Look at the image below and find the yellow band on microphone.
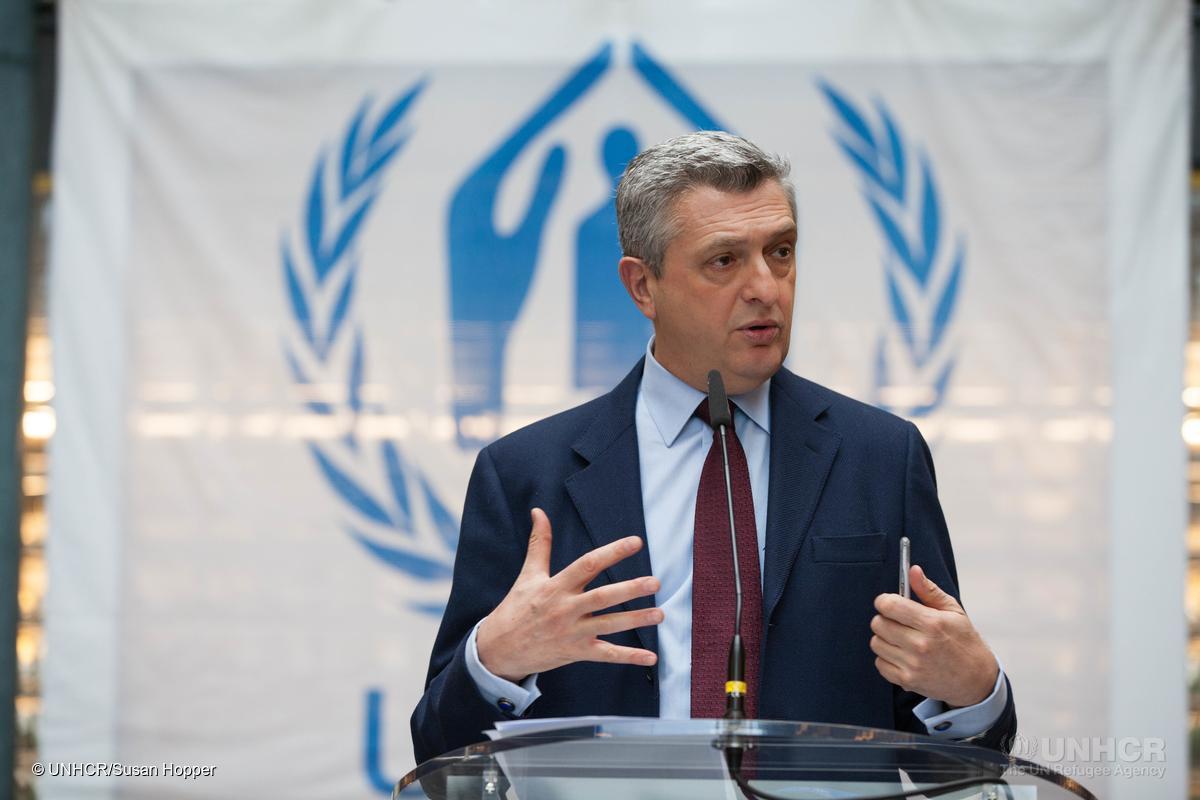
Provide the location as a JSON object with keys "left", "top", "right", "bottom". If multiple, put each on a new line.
{"left": 725, "top": 681, "right": 747, "bottom": 696}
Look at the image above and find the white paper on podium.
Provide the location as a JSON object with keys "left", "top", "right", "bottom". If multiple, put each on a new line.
{"left": 487, "top": 715, "right": 717, "bottom": 739}
{"left": 483, "top": 717, "right": 739, "bottom": 800}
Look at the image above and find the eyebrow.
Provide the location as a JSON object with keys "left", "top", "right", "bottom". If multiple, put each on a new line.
{"left": 702, "top": 226, "right": 798, "bottom": 251}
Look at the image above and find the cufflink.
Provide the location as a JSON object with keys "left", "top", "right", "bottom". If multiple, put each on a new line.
{"left": 497, "top": 697, "right": 516, "bottom": 714}
{"left": 934, "top": 721, "right": 953, "bottom": 732}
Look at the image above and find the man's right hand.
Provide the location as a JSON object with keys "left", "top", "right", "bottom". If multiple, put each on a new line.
{"left": 476, "top": 507, "right": 663, "bottom": 683}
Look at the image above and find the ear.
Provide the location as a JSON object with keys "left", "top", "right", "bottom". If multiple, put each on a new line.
{"left": 618, "top": 256, "right": 657, "bottom": 321}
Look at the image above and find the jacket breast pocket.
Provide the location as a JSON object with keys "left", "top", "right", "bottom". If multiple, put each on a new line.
{"left": 811, "top": 532, "right": 887, "bottom": 564}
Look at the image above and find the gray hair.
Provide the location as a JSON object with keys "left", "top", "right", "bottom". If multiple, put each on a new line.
{"left": 615, "top": 131, "right": 795, "bottom": 277}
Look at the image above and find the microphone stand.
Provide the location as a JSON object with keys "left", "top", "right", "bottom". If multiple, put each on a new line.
{"left": 704, "top": 371, "right": 750, "bottom": 774}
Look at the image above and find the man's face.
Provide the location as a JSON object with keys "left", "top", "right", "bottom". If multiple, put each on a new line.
{"left": 643, "top": 180, "right": 797, "bottom": 395}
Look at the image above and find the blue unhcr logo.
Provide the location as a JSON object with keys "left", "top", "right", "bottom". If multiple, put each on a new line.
{"left": 281, "top": 56, "right": 965, "bottom": 798}
{"left": 447, "top": 42, "right": 728, "bottom": 448}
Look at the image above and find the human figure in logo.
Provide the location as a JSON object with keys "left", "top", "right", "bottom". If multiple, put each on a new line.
{"left": 447, "top": 46, "right": 611, "bottom": 448}
{"left": 574, "top": 126, "right": 652, "bottom": 392}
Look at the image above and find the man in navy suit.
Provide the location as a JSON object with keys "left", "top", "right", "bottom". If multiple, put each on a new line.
{"left": 412, "top": 132, "right": 1016, "bottom": 764}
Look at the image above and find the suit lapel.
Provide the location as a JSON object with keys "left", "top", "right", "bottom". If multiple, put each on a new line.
{"left": 762, "top": 370, "right": 842, "bottom": 622}
{"left": 564, "top": 360, "right": 658, "bottom": 655}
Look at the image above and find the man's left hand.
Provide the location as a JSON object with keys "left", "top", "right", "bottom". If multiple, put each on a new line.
{"left": 870, "top": 565, "right": 999, "bottom": 708}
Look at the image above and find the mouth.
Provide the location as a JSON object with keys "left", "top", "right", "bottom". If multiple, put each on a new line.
{"left": 738, "top": 320, "right": 780, "bottom": 332}
{"left": 737, "top": 322, "right": 781, "bottom": 344}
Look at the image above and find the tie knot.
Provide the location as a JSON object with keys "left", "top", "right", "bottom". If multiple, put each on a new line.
{"left": 695, "top": 398, "right": 736, "bottom": 431}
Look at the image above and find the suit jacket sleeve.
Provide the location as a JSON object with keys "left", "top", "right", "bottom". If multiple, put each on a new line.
{"left": 410, "top": 445, "right": 528, "bottom": 764}
{"left": 892, "top": 421, "right": 1018, "bottom": 753}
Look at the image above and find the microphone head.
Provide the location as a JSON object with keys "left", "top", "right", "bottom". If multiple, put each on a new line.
{"left": 706, "top": 370, "right": 732, "bottom": 429}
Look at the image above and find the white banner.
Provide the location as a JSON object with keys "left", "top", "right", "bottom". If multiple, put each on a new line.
{"left": 45, "top": 1, "right": 1186, "bottom": 798}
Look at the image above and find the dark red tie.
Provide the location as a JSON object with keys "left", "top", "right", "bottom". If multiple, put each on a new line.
{"left": 691, "top": 400, "right": 763, "bottom": 719}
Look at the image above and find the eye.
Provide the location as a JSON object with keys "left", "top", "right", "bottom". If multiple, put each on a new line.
{"left": 772, "top": 244, "right": 794, "bottom": 259}
{"left": 710, "top": 254, "right": 735, "bottom": 269}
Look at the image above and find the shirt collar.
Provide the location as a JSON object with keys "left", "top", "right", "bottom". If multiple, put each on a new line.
{"left": 640, "top": 337, "right": 772, "bottom": 447}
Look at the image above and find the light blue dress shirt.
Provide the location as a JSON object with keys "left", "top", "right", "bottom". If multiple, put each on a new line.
{"left": 465, "top": 340, "right": 1007, "bottom": 739}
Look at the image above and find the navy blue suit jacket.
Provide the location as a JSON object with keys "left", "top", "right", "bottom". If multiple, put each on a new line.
{"left": 411, "top": 361, "right": 1016, "bottom": 763}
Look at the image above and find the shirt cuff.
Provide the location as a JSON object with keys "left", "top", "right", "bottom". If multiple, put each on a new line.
{"left": 913, "top": 664, "right": 1007, "bottom": 741}
{"left": 465, "top": 620, "right": 542, "bottom": 717}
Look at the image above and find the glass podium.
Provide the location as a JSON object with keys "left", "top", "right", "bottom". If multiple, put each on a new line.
{"left": 396, "top": 719, "right": 1096, "bottom": 800}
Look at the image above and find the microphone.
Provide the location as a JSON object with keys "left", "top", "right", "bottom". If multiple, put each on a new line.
{"left": 705, "top": 369, "right": 748, "bottom": 721}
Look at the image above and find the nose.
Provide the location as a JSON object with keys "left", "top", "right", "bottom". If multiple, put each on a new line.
{"left": 741, "top": 252, "right": 780, "bottom": 307}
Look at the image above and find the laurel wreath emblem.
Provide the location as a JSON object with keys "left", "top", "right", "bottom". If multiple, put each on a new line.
{"left": 280, "top": 81, "right": 458, "bottom": 615}
{"left": 819, "top": 81, "right": 964, "bottom": 416}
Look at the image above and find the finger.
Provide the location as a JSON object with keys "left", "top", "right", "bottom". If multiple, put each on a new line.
{"left": 520, "top": 508, "right": 553, "bottom": 578}
{"left": 874, "top": 592, "right": 937, "bottom": 631}
{"left": 910, "top": 565, "right": 963, "bottom": 613}
{"left": 585, "top": 607, "right": 665, "bottom": 637}
{"left": 583, "top": 639, "right": 658, "bottom": 667}
{"left": 578, "top": 575, "right": 661, "bottom": 613}
{"left": 869, "top": 634, "right": 912, "bottom": 669}
{"left": 556, "top": 536, "right": 645, "bottom": 589}
{"left": 874, "top": 655, "right": 908, "bottom": 689}
{"left": 870, "top": 613, "right": 922, "bottom": 650}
